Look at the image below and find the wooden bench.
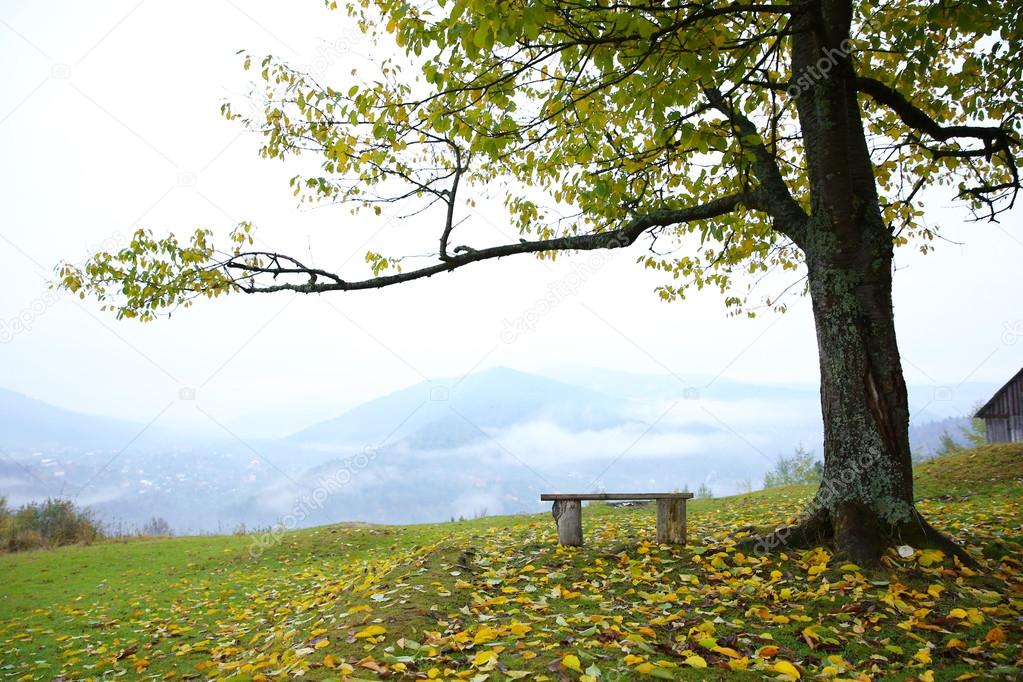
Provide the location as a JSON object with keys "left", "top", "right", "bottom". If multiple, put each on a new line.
{"left": 540, "top": 492, "right": 693, "bottom": 546}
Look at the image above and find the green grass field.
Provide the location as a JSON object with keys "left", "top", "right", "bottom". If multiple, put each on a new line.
{"left": 2, "top": 444, "right": 1021, "bottom": 681}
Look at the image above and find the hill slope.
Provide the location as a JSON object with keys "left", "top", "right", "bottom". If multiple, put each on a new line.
{"left": 2, "top": 444, "right": 1021, "bottom": 680}
{"left": 0, "top": 387, "right": 155, "bottom": 451}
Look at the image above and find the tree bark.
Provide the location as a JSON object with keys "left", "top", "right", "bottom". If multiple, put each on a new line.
{"left": 805, "top": 245, "right": 914, "bottom": 565}
{"left": 740, "top": 0, "right": 975, "bottom": 566}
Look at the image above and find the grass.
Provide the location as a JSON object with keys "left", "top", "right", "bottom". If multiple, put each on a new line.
{"left": 1, "top": 444, "right": 1021, "bottom": 681}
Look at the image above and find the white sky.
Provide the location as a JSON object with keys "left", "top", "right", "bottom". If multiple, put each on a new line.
{"left": 1, "top": 1, "right": 1020, "bottom": 439}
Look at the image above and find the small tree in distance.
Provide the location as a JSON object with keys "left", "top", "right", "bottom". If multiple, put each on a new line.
{"left": 764, "top": 445, "right": 823, "bottom": 488}
{"left": 961, "top": 403, "right": 987, "bottom": 448}
{"left": 140, "top": 517, "right": 174, "bottom": 537}
{"left": 58, "top": 0, "right": 1020, "bottom": 564}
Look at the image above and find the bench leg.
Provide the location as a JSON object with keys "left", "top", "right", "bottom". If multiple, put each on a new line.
{"left": 551, "top": 500, "right": 583, "bottom": 546}
{"left": 656, "top": 498, "right": 687, "bottom": 545}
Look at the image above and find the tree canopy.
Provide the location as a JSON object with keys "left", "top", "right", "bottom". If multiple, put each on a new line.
{"left": 58, "top": 0, "right": 1021, "bottom": 320}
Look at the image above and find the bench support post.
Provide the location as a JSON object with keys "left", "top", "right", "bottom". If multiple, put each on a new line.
{"left": 551, "top": 500, "right": 583, "bottom": 546}
{"left": 656, "top": 498, "right": 687, "bottom": 545}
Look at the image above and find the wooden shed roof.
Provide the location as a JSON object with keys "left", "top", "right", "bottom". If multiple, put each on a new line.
{"left": 976, "top": 367, "right": 1023, "bottom": 419}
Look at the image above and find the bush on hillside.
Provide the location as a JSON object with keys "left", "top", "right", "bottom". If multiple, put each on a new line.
{"left": 764, "top": 445, "right": 823, "bottom": 488}
{"left": 1, "top": 497, "right": 102, "bottom": 552}
{"left": 933, "top": 408, "right": 987, "bottom": 458}
{"left": 139, "top": 516, "right": 174, "bottom": 536}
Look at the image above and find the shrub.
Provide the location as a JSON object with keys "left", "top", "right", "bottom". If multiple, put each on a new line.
{"left": 7, "top": 528, "right": 44, "bottom": 552}
{"left": 1, "top": 497, "right": 102, "bottom": 552}
{"left": 764, "top": 445, "right": 823, "bottom": 488}
{"left": 140, "top": 517, "right": 173, "bottom": 537}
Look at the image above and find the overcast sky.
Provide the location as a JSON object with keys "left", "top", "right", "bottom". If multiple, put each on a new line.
{"left": 1, "top": 1, "right": 1020, "bottom": 439}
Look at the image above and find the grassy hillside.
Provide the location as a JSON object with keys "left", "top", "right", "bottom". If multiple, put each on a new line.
{"left": 1, "top": 444, "right": 1021, "bottom": 681}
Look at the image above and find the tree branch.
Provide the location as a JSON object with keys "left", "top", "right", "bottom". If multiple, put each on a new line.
{"left": 856, "top": 76, "right": 1020, "bottom": 217}
{"left": 225, "top": 191, "right": 763, "bottom": 294}
{"left": 856, "top": 77, "right": 1018, "bottom": 148}
{"left": 704, "top": 87, "right": 809, "bottom": 240}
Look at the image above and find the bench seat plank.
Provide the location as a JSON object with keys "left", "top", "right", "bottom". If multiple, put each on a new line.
{"left": 540, "top": 492, "right": 694, "bottom": 501}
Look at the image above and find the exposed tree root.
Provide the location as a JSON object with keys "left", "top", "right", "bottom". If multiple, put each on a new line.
{"left": 735, "top": 509, "right": 832, "bottom": 557}
{"left": 735, "top": 506, "right": 980, "bottom": 569}
{"left": 896, "top": 510, "right": 981, "bottom": 569}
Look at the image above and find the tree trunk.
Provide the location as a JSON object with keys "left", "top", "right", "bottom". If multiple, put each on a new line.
{"left": 804, "top": 242, "right": 914, "bottom": 565}
{"left": 740, "top": 0, "right": 975, "bottom": 566}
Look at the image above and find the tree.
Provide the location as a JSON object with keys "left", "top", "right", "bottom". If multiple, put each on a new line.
{"left": 764, "top": 444, "right": 822, "bottom": 488}
{"left": 58, "top": 0, "right": 1020, "bottom": 564}
{"left": 962, "top": 403, "right": 987, "bottom": 447}
{"left": 935, "top": 431, "right": 963, "bottom": 458}
{"left": 139, "top": 516, "right": 174, "bottom": 537}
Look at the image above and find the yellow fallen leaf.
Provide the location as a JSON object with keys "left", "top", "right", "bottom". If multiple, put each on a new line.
{"left": 473, "top": 626, "right": 498, "bottom": 644}
{"left": 562, "top": 654, "right": 582, "bottom": 672}
{"left": 773, "top": 660, "right": 800, "bottom": 679}
{"left": 728, "top": 657, "right": 750, "bottom": 671}
{"left": 684, "top": 655, "right": 707, "bottom": 668}
{"left": 354, "top": 624, "right": 386, "bottom": 639}
{"left": 509, "top": 622, "right": 532, "bottom": 637}
{"left": 472, "top": 649, "right": 498, "bottom": 668}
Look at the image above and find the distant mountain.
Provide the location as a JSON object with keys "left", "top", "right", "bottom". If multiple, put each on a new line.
{"left": 287, "top": 367, "right": 633, "bottom": 451}
{"left": 0, "top": 366, "right": 1001, "bottom": 533}
{"left": 539, "top": 365, "right": 819, "bottom": 402}
{"left": 540, "top": 365, "right": 998, "bottom": 416}
{"left": 910, "top": 416, "right": 976, "bottom": 458}
{"left": 0, "top": 388, "right": 153, "bottom": 452}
